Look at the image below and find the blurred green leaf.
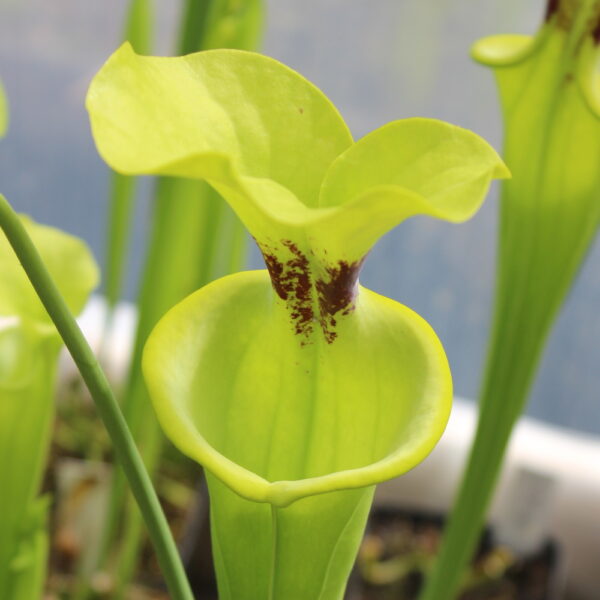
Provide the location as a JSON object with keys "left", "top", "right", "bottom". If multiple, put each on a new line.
{"left": 0, "top": 211, "right": 98, "bottom": 596}
{"left": 421, "top": 3, "right": 600, "bottom": 599}
{"left": 0, "top": 215, "right": 99, "bottom": 325}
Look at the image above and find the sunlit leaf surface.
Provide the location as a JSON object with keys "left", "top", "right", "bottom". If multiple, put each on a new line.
{"left": 87, "top": 46, "right": 506, "bottom": 599}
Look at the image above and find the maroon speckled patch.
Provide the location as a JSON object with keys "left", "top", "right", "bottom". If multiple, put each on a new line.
{"left": 545, "top": 0, "right": 559, "bottom": 21}
{"left": 545, "top": 0, "right": 600, "bottom": 40}
{"left": 316, "top": 259, "right": 364, "bottom": 343}
{"left": 261, "top": 241, "right": 314, "bottom": 339}
{"left": 260, "top": 239, "right": 363, "bottom": 344}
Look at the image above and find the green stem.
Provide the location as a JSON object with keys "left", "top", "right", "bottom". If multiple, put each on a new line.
{"left": 178, "top": 0, "right": 213, "bottom": 54}
{"left": 0, "top": 195, "right": 194, "bottom": 600}
{"left": 77, "top": 5, "right": 155, "bottom": 596}
{"left": 112, "top": 183, "right": 249, "bottom": 594}
{"left": 100, "top": 0, "right": 153, "bottom": 324}
{"left": 104, "top": 0, "right": 252, "bottom": 586}
{"left": 107, "top": 178, "right": 213, "bottom": 596}
{"left": 103, "top": 173, "right": 136, "bottom": 313}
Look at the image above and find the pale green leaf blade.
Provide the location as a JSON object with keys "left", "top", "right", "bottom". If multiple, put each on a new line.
{"left": 472, "top": 32, "right": 551, "bottom": 120}
{"left": 310, "top": 118, "right": 508, "bottom": 261}
{"left": 472, "top": 30, "right": 600, "bottom": 434}
{"left": 208, "top": 476, "right": 373, "bottom": 600}
{"left": 421, "top": 12, "right": 600, "bottom": 600}
{"left": 471, "top": 33, "right": 535, "bottom": 68}
{"left": 476, "top": 31, "right": 600, "bottom": 437}
{"left": 319, "top": 118, "right": 508, "bottom": 216}
{"left": 0, "top": 212, "right": 99, "bottom": 323}
{"left": 86, "top": 44, "right": 353, "bottom": 207}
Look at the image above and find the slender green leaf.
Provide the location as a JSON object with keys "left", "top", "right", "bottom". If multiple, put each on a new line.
{"left": 102, "top": 0, "right": 153, "bottom": 313}
{"left": 124, "top": 0, "right": 153, "bottom": 53}
{"left": 201, "top": 0, "right": 264, "bottom": 51}
{"left": 83, "top": 5, "right": 156, "bottom": 596}
{"left": 98, "top": 2, "right": 264, "bottom": 592}
{"left": 0, "top": 194, "right": 193, "bottom": 600}
{"left": 420, "top": 4, "right": 600, "bottom": 599}
{"left": 103, "top": 173, "right": 136, "bottom": 310}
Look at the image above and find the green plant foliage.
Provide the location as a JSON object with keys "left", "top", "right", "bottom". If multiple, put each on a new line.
{"left": 78, "top": 4, "right": 155, "bottom": 596}
{"left": 87, "top": 46, "right": 507, "bottom": 599}
{"left": 0, "top": 212, "right": 98, "bottom": 598}
{"left": 0, "top": 216, "right": 98, "bottom": 322}
{"left": 201, "top": 0, "right": 263, "bottom": 50}
{"left": 103, "top": 0, "right": 153, "bottom": 314}
{"left": 0, "top": 194, "right": 193, "bottom": 600}
{"left": 420, "top": 2, "right": 600, "bottom": 599}
{"left": 123, "top": 0, "right": 153, "bottom": 52}
{"left": 97, "top": 3, "right": 265, "bottom": 594}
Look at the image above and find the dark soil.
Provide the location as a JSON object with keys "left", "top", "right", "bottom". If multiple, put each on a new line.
{"left": 45, "top": 377, "right": 559, "bottom": 600}
{"left": 351, "top": 507, "right": 559, "bottom": 600}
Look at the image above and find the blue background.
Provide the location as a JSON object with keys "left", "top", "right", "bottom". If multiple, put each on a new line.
{"left": 1, "top": 0, "right": 599, "bottom": 434}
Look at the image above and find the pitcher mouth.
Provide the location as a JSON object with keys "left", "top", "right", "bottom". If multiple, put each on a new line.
{"left": 142, "top": 271, "right": 452, "bottom": 508}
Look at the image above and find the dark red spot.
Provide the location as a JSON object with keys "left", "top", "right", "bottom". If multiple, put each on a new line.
{"left": 260, "top": 239, "right": 365, "bottom": 344}
{"left": 316, "top": 259, "right": 364, "bottom": 344}
{"left": 545, "top": 0, "right": 559, "bottom": 21}
{"left": 262, "top": 253, "right": 288, "bottom": 300}
{"left": 593, "top": 20, "right": 600, "bottom": 45}
{"left": 260, "top": 240, "right": 314, "bottom": 339}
